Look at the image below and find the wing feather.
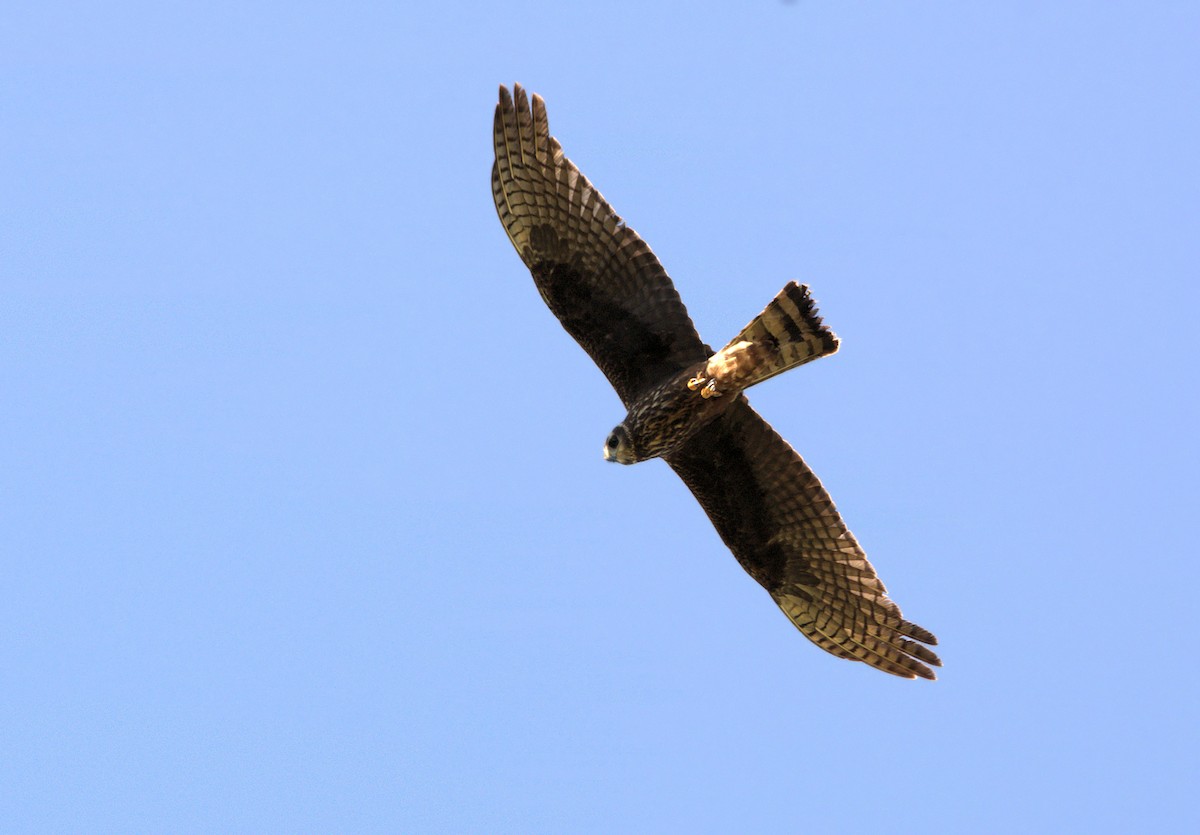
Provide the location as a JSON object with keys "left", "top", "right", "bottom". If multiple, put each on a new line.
{"left": 492, "top": 84, "right": 708, "bottom": 406}
{"left": 666, "top": 398, "right": 941, "bottom": 680}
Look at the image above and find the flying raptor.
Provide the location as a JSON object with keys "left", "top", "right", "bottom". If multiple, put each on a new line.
{"left": 491, "top": 84, "right": 940, "bottom": 679}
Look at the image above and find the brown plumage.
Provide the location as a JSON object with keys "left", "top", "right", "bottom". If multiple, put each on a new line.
{"left": 492, "top": 84, "right": 940, "bottom": 680}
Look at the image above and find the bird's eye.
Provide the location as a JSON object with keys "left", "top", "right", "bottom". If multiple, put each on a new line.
{"left": 607, "top": 434, "right": 620, "bottom": 449}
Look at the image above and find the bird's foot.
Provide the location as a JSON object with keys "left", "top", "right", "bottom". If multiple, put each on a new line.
{"left": 689, "top": 374, "right": 722, "bottom": 398}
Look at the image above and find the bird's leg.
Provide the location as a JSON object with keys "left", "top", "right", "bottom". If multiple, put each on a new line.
{"left": 700, "top": 379, "right": 723, "bottom": 399}
{"left": 687, "top": 374, "right": 707, "bottom": 391}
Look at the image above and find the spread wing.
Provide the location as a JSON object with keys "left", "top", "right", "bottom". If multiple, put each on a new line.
{"left": 492, "top": 84, "right": 708, "bottom": 407}
{"left": 667, "top": 398, "right": 941, "bottom": 680}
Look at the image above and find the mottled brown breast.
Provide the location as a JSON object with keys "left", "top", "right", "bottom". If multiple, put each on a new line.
{"left": 622, "top": 364, "right": 735, "bottom": 461}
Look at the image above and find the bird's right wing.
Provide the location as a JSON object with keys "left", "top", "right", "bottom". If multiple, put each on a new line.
{"left": 492, "top": 84, "right": 709, "bottom": 407}
{"left": 667, "top": 398, "right": 941, "bottom": 680}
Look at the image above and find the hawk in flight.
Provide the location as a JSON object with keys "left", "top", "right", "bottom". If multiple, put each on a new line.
{"left": 492, "top": 84, "right": 940, "bottom": 679}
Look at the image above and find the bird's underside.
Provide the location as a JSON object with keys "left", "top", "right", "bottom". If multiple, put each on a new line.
{"left": 492, "top": 83, "right": 940, "bottom": 679}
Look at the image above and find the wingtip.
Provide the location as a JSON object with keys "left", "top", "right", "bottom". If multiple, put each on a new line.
{"left": 500, "top": 83, "right": 538, "bottom": 110}
{"left": 898, "top": 653, "right": 940, "bottom": 681}
{"left": 902, "top": 620, "right": 939, "bottom": 647}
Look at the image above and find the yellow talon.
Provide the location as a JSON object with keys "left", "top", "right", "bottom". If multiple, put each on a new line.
{"left": 700, "top": 381, "right": 722, "bottom": 399}
{"left": 687, "top": 376, "right": 704, "bottom": 391}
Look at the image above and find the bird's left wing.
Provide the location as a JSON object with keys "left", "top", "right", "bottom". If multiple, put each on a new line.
{"left": 667, "top": 398, "right": 941, "bottom": 680}
{"left": 492, "top": 84, "right": 708, "bottom": 407}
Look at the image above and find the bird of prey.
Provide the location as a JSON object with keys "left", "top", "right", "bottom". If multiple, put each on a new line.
{"left": 491, "top": 84, "right": 940, "bottom": 680}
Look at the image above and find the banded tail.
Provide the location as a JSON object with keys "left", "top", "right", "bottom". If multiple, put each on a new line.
{"left": 704, "top": 282, "right": 839, "bottom": 392}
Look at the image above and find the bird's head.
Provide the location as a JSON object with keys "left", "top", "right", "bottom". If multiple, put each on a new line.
{"left": 602, "top": 424, "right": 638, "bottom": 465}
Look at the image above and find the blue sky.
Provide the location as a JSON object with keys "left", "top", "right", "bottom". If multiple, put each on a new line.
{"left": 3, "top": 2, "right": 1198, "bottom": 831}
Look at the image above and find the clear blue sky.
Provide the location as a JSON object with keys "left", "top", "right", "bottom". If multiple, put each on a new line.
{"left": 4, "top": 2, "right": 1197, "bottom": 831}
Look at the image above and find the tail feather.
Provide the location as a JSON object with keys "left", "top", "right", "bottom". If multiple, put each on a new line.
{"left": 705, "top": 282, "right": 839, "bottom": 391}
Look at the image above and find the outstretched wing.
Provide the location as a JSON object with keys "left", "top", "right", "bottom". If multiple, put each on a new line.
{"left": 492, "top": 84, "right": 708, "bottom": 407}
{"left": 667, "top": 398, "right": 941, "bottom": 680}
